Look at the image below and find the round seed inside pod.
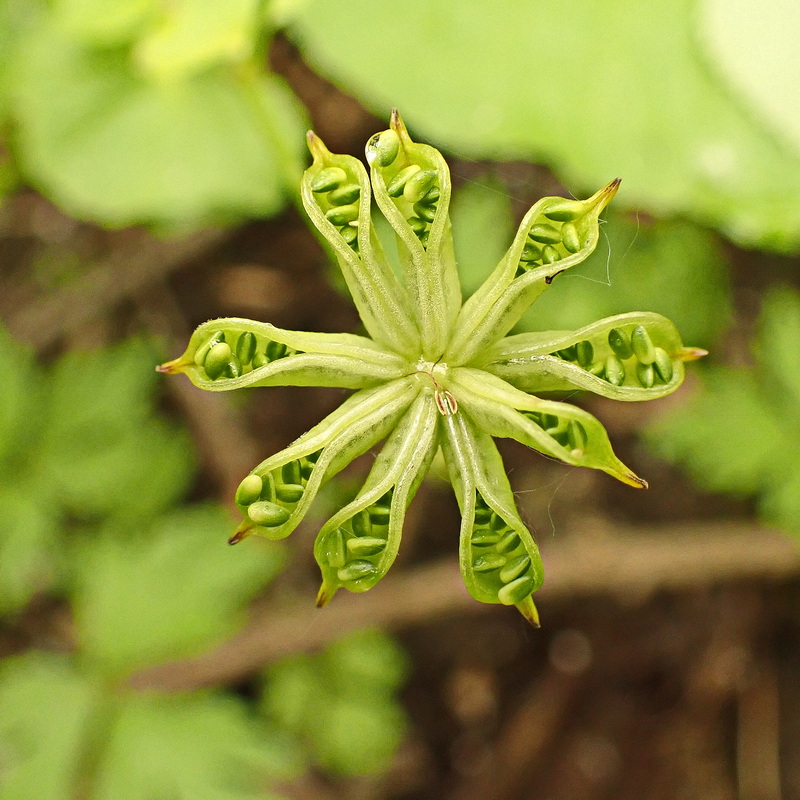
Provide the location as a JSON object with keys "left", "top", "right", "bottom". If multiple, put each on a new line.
{"left": 498, "top": 575, "right": 536, "bottom": 605}
{"left": 489, "top": 512, "right": 507, "bottom": 532}
{"left": 340, "top": 224, "right": 358, "bottom": 245}
{"left": 252, "top": 351, "right": 269, "bottom": 368}
{"left": 407, "top": 216, "right": 427, "bottom": 234}
{"left": 325, "top": 203, "right": 359, "bottom": 226}
{"left": 542, "top": 244, "right": 561, "bottom": 264}
{"left": 248, "top": 500, "right": 290, "bottom": 527}
{"left": 329, "top": 183, "right": 361, "bottom": 205}
{"left": 474, "top": 506, "right": 493, "bottom": 525}
{"left": 276, "top": 483, "right": 304, "bottom": 503}
{"left": 235, "top": 474, "right": 263, "bottom": 506}
{"left": 346, "top": 537, "right": 386, "bottom": 556}
{"left": 226, "top": 354, "right": 242, "bottom": 378}
{"left": 325, "top": 529, "right": 347, "bottom": 569}
{"left": 521, "top": 242, "right": 541, "bottom": 263}
{"left": 266, "top": 340, "right": 287, "bottom": 361}
{"left": 352, "top": 509, "right": 372, "bottom": 537}
{"left": 369, "top": 504, "right": 391, "bottom": 525}
{"left": 204, "top": 342, "right": 233, "bottom": 380}
{"left": 528, "top": 224, "right": 561, "bottom": 244}
{"left": 471, "top": 533, "right": 501, "bottom": 548}
{"left": 413, "top": 201, "right": 436, "bottom": 223}
{"left": 419, "top": 185, "right": 440, "bottom": 205}
{"left": 561, "top": 222, "right": 581, "bottom": 253}
{"left": 282, "top": 460, "right": 302, "bottom": 485}
{"left": 403, "top": 169, "right": 437, "bottom": 203}
{"left": 311, "top": 167, "right": 347, "bottom": 193}
{"left": 631, "top": 325, "right": 656, "bottom": 364}
{"left": 387, "top": 164, "right": 421, "bottom": 197}
{"left": 194, "top": 330, "right": 225, "bottom": 365}
{"left": 567, "top": 420, "right": 587, "bottom": 454}
{"left": 543, "top": 197, "right": 584, "bottom": 221}
{"left": 499, "top": 555, "right": 531, "bottom": 584}
{"left": 608, "top": 327, "right": 634, "bottom": 360}
{"left": 576, "top": 340, "right": 594, "bottom": 368}
{"left": 604, "top": 354, "right": 626, "bottom": 386}
{"left": 653, "top": 347, "right": 673, "bottom": 383}
{"left": 366, "top": 129, "right": 400, "bottom": 167}
{"left": 496, "top": 531, "right": 522, "bottom": 554}
{"left": 235, "top": 332, "right": 257, "bottom": 365}
{"left": 473, "top": 553, "right": 507, "bottom": 572}
{"left": 636, "top": 361, "right": 655, "bottom": 388}
{"left": 337, "top": 560, "right": 377, "bottom": 582}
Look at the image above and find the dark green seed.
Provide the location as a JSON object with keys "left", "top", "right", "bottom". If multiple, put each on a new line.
{"left": 557, "top": 345, "right": 577, "bottom": 361}
{"left": 407, "top": 216, "right": 427, "bottom": 234}
{"left": 204, "top": 342, "right": 232, "bottom": 380}
{"left": 282, "top": 460, "right": 302, "bottom": 484}
{"left": 266, "top": 340, "right": 287, "bottom": 360}
{"left": 276, "top": 483, "right": 304, "bottom": 503}
{"left": 300, "top": 461, "right": 314, "bottom": 480}
{"left": 261, "top": 472, "right": 276, "bottom": 502}
{"left": 653, "top": 347, "right": 673, "bottom": 383}
{"left": 608, "top": 328, "right": 633, "bottom": 360}
{"left": 489, "top": 512, "right": 507, "bottom": 532}
{"left": 521, "top": 242, "right": 541, "bottom": 262}
{"left": 604, "top": 355, "right": 626, "bottom": 386}
{"left": 248, "top": 501, "right": 290, "bottom": 527}
{"left": 235, "top": 332, "right": 257, "bottom": 365}
{"left": 567, "top": 420, "right": 586, "bottom": 453}
{"left": 235, "top": 474, "right": 263, "bottom": 506}
{"left": 473, "top": 553, "right": 506, "bottom": 572}
{"left": 588, "top": 361, "right": 605, "bottom": 376}
{"left": 561, "top": 222, "right": 581, "bottom": 253}
{"left": 366, "top": 129, "right": 400, "bottom": 167}
{"left": 403, "top": 169, "right": 437, "bottom": 203}
{"left": 419, "top": 185, "right": 440, "bottom": 205}
{"left": 337, "top": 560, "right": 377, "bottom": 582}
{"left": 471, "top": 533, "right": 501, "bottom": 548}
{"left": 325, "top": 203, "right": 359, "bottom": 225}
{"left": 311, "top": 167, "right": 347, "bottom": 193}
{"left": 515, "top": 265, "right": 528, "bottom": 278}
{"left": 225, "top": 355, "right": 242, "bottom": 379}
{"left": 413, "top": 201, "right": 436, "bottom": 222}
{"left": 542, "top": 244, "right": 560, "bottom": 264}
{"left": 369, "top": 504, "right": 391, "bottom": 525}
{"left": 631, "top": 325, "right": 656, "bottom": 365}
{"left": 387, "top": 164, "right": 421, "bottom": 197}
{"left": 346, "top": 537, "right": 386, "bottom": 556}
{"left": 542, "top": 413, "right": 559, "bottom": 429}
{"left": 340, "top": 224, "right": 358, "bottom": 245}
{"left": 352, "top": 510, "right": 372, "bottom": 537}
{"left": 636, "top": 362, "right": 655, "bottom": 388}
{"left": 252, "top": 351, "right": 269, "bottom": 368}
{"left": 496, "top": 531, "right": 521, "bottom": 554}
{"left": 329, "top": 183, "right": 361, "bottom": 205}
{"left": 576, "top": 340, "right": 594, "bottom": 368}
{"left": 528, "top": 224, "right": 561, "bottom": 244}
{"left": 307, "top": 449, "right": 321, "bottom": 463}
{"left": 498, "top": 575, "right": 536, "bottom": 605}
{"left": 543, "top": 198, "right": 584, "bottom": 221}
{"left": 474, "top": 506, "right": 493, "bottom": 525}
{"left": 194, "top": 330, "right": 226, "bottom": 365}
{"left": 500, "top": 555, "right": 531, "bottom": 584}
{"left": 325, "top": 528, "right": 347, "bottom": 569}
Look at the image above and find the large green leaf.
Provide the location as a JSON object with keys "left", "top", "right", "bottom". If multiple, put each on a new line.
{"left": 289, "top": 0, "right": 800, "bottom": 251}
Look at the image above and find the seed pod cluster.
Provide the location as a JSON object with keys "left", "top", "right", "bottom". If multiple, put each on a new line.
{"left": 316, "top": 491, "right": 394, "bottom": 588}
{"left": 235, "top": 451, "right": 322, "bottom": 531}
{"left": 367, "top": 130, "right": 440, "bottom": 250}
{"left": 466, "top": 493, "right": 539, "bottom": 606}
{"left": 309, "top": 165, "right": 363, "bottom": 252}
{"left": 523, "top": 411, "right": 588, "bottom": 457}
{"left": 193, "top": 329, "right": 296, "bottom": 382}
{"left": 515, "top": 198, "right": 587, "bottom": 277}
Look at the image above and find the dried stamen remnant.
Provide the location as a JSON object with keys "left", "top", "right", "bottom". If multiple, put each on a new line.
{"left": 192, "top": 329, "right": 297, "bottom": 382}
{"left": 309, "top": 165, "right": 363, "bottom": 252}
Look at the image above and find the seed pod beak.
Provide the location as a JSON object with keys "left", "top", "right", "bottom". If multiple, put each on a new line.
{"left": 679, "top": 346, "right": 709, "bottom": 362}
{"left": 228, "top": 521, "right": 255, "bottom": 545}
{"left": 516, "top": 595, "right": 541, "bottom": 627}
{"left": 316, "top": 581, "right": 337, "bottom": 607}
{"left": 389, "top": 108, "right": 412, "bottom": 146}
{"left": 156, "top": 357, "right": 190, "bottom": 375}
{"left": 306, "top": 130, "right": 331, "bottom": 163}
{"left": 586, "top": 177, "right": 621, "bottom": 213}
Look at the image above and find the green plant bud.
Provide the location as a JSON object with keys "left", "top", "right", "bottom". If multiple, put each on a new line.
{"left": 248, "top": 500, "right": 290, "bottom": 527}
{"left": 521, "top": 242, "right": 541, "bottom": 262}
{"left": 346, "top": 536, "right": 386, "bottom": 556}
{"left": 204, "top": 341, "right": 233, "bottom": 380}
{"left": 235, "top": 474, "right": 263, "bottom": 506}
{"left": 489, "top": 512, "right": 507, "bottom": 531}
{"left": 252, "top": 351, "right": 269, "bottom": 368}
{"left": 576, "top": 339, "right": 594, "bottom": 368}
{"left": 471, "top": 533, "right": 501, "bottom": 547}
{"left": 366, "top": 129, "right": 400, "bottom": 167}
{"left": 340, "top": 224, "right": 359, "bottom": 245}
{"left": 407, "top": 216, "right": 427, "bottom": 234}
{"left": 325, "top": 203, "right": 359, "bottom": 225}
{"left": 266, "top": 340, "right": 287, "bottom": 361}
{"left": 608, "top": 327, "right": 633, "bottom": 359}
{"left": 329, "top": 183, "right": 361, "bottom": 205}
{"left": 419, "top": 185, "right": 440, "bottom": 205}
{"left": 604, "top": 354, "right": 626, "bottom": 386}
{"left": 636, "top": 361, "right": 655, "bottom": 388}
{"left": 235, "top": 332, "right": 257, "bottom": 365}
{"left": 369, "top": 504, "right": 391, "bottom": 524}
{"left": 386, "top": 164, "right": 421, "bottom": 197}
{"left": 542, "top": 244, "right": 561, "bottom": 264}
{"left": 496, "top": 531, "right": 522, "bottom": 554}
{"left": 498, "top": 575, "right": 536, "bottom": 605}
{"left": 499, "top": 555, "right": 531, "bottom": 584}
{"left": 282, "top": 460, "right": 302, "bottom": 484}
{"left": 311, "top": 167, "right": 347, "bottom": 192}
{"left": 352, "top": 509, "right": 373, "bottom": 537}
{"left": 561, "top": 222, "right": 581, "bottom": 253}
{"left": 474, "top": 506, "right": 493, "bottom": 525}
{"left": 473, "top": 553, "right": 507, "bottom": 572}
{"left": 324, "top": 528, "right": 347, "bottom": 569}
{"left": 337, "top": 560, "right": 377, "bottom": 582}
{"left": 528, "top": 224, "right": 561, "bottom": 244}
{"left": 653, "top": 347, "right": 673, "bottom": 383}
{"left": 567, "top": 420, "right": 587, "bottom": 453}
{"left": 276, "top": 483, "right": 304, "bottom": 503}
{"left": 403, "top": 169, "right": 437, "bottom": 203}
{"left": 631, "top": 325, "right": 656, "bottom": 364}
{"left": 194, "top": 330, "right": 225, "bottom": 365}
{"left": 413, "top": 201, "right": 437, "bottom": 223}
{"left": 543, "top": 197, "right": 584, "bottom": 221}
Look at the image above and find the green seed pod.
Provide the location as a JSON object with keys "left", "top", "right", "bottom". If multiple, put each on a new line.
{"left": 561, "top": 222, "right": 581, "bottom": 253}
{"left": 496, "top": 531, "right": 521, "bottom": 554}
{"left": 608, "top": 328, "right": 633, "bottom": 360}
{"left": 346, "top": 536, "right": 386, "bottom": 556}
{"left": 235, "top": 474, "right": 263, "bottom": 506}
{"left": 204, "top": 341, "right": 233, "bottom": 380}
{"left": 631, "top": 325, "right": 656, "bottom": 364}
{"left": 567, "top": 420, "right": 587, "bottom": 453}
{"left": 369, "top": 504, "right": 391, "bottom": 525}
{"left": 498, "top": 575, "right": 536, "bottom": 605}
{"left": 351, "top": 509, "right": 373, "bottom": 537}
{"left": 276, "top": 483, "right": 304, "bottom": 503}
{"left": 576, "top": 340, "right": 594, "bottom": 368}
{"left": 337, "top": 560, "right": 377, "bottom": 583}
{"left": 324, "top": 528, "right": 347, "bottom": 569}
{"left": 311, "top": 167, "right": 347, "bottom": 193}
{"left": 542, "top": 197, "right": 584, "bottom": 221}
{"left": 340, "top": 224, "right": 358, "bottom": 245}
{"left": 653, "top": 347, "right": 673, "bottom": 383}
{"left": 407, "top": 216, "right": 427, "bottom": 234}
{"left": 329, "top": 183, "right": 361, "bottom": 205}
{"left": 413, "top": 201, "right": 436, "bottom": 223}
{"left": 265, "top": 340, "right": 287, "bottom": 361}
{"left": 542, "top": 244, "right": 560, "bottom": 264}
{"left": 471, "top": 533, "right": 501, "bottom": 547}
{"left": 636, "top": 361, "right": 655, "bottom": 388}
{"left": 248, "top": 500, "right": 290, "bottom": 527}
{"left": 282, "top": 460, "right": 302, "bottom": 485}
{"left": 194, "top": 330, "right": 225, "bottom": 366}
{"left": 474, "top": 506, "right": 493, "bottom": 525}
{"left": 403, "top": 169, "right": 437, "bottom": 203}
{"left": 521, "top": 242, "right": 541, "bottom": 262}
{"left": 235, "top": 332, "right": 257, "bottom": 365}
{"left": 365, "top": 129, "right": 400, "bottom": 167}
{"left": 528, "top": 224, "right": 561, "bottom": 244}
{"left": 604, "top": 354, "right": 626, "bottom": 386}
{"left": 499, "top": 554, "right": 531, "bottom": 584}
{"left": 473, "top": 553, "right": 507, "bottom": 572}
{"left": 325, "top": 203, "right": 359, "bottom": 226}
{"left": 386, "top": 164, "right": 421, "bottom": 197}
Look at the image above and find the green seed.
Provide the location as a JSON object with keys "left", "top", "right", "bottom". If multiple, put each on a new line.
{"left": 631, "top": 325, "right": 656, "bottom": 365}
{"left": 329, "top": 183, "right": 361, "bottom": 205}
{"left": 235, "top": 332, "right": 257, "bottom": 365}
{"left": 307, "top": 449, "right": 321, "bottom": 463}
{"left": 419, "top": 185, "right": 440, "bottom": 205}
{"left": 498, "top": 575, "right": 536, "bottom": 605}
{"left": 636, "top": 362, "right": 655, "bottom": 388}
{"left": 235, "top": 474, "right": 263, "bottom": 506}
{"left": 473, "top": 553, "right": 506, "bottom": 572}
{"left": 261, "top": 472, "right": 276, "bottom": 502}
{"left": 542, "top": 413, "right": 559, "bottom": 429}
{"left": 248, "top": 501, "right": 290, "bottom": 527}
{"left": 528, "top": 224, "right": 561, "bottom": 244}
{"left": 325, "top": 203, "right": 359, "bottom": 226}
{"left": 300, "top": 461, "right": 314, "bottom": 480}
{"left": 413, "top": 201, "right": 436, "bottom": 223}
{"left": 407, "top": 216, "right": 427, "bottom": 234}
{"left": 496, "top": 531, "right": 521, "bottom": 554}
{"left": 576, "top": 340, "right": 594, "bottom": 368}
{"left": 499, "top": 555, "right": 531, "bottom": 584}
{"left": 340, "top": 224, "right": 358, "bottom": 245}
{"left": 369, "top": 504, "right": 391, "bottom": 525}
{"left": 337, "top": 560, "right": 376, "bottom": 582}
{"left": 542, "top": 244, "right": 560, "bottom": 264}
{"left": 282, "top": 460, "right": 302, "bottom": 484}
{"left": 346, "top": 537, "right": 386, "bottom": 556}
{"left": 543, "top": 198, "right": 584, "bottom": 221}
{"left": 403, "top": 169, "right": 437, "bottom": 203}
{"left": 252, "top": 351, "right": 269, "bottom": 368}
{"left": 266, "top": 340, "right": 287, "bottom": 361}
{"left": 204, "top": 342, "right": 233, "bottom": 380}
{"left": 225, "top": 354, "right": 242, "bottom": 379}
{"left": 311, "top": 167, "right": 347, "bottom": 193}
{"left": 604, "top": 355, "right": 626, "bottom": 386}
{"left": 276, "top": 483, "right": 304, "bottom": 503}
{"left": 561, "top": 222, "right": 581, "bottom": 253}
{"left": 489, "top": 512, "right": 507, "bottom": 531}
{"left": 474, "top": 506, "right": 492, "bottom": 525}
{"left": 194, "top": 330, "right": 225, "bottom": 365}
{"left": 557, "top": 345, "right": 577, "bottom": 361}
{"left": 588, "top": 361, "right": 605, "bottom": 376}
{"left": 387, "top": 164, "right": 421, "bottom": 197}
{"left": 567, "top": 420, "right": 586, "bottom": 453}
{"left": 653, "top": 347, "right": 673, "bottom": 383}
{"left": 608, "top": 328, "right": 633, "bottom": 360}
{"left": 471, "top": 533, "right": 501, "bottom": 547}
{"left": 325, "top": 528, "right": 347, "bottom": 569}
{"left": 352, "top": 509, "right": 372, "bottom": 537}
{"left": 366, "top": 129, "right": 400, "bottom": 167}
{"left": 521, "top": 242, "right": 541, "bottom": 262}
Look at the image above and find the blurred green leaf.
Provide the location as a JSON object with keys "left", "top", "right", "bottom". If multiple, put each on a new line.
{"left": 289, "top": 0, "right": 800, "bottom": 250}
{"left": 52, "top": 0, "right": 155, "bottom": 45}
{"left": 75, "top": 506, "right": 285, "bottom": 676}
{"left": 324, "top": 627, "right": 408, "bottom": 694}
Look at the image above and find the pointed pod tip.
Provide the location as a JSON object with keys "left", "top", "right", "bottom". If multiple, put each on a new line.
{"left": 306, "top": 130, "right": 330, "bottom": 162}
{"left": 389, "top": 109, "right": 411, "bottom": 142}
{"left": 228, "top": 522, "right": 254, "bottom": 545}
{"left": 516, "top": 595, "right": 541, "bottom": 628}
{"left": 315, "top": 582, "right": 337, "bottom": 608}
{"left": 156, "top": 358, "right": 187, "bottom": 375}
{"left": 680, "top": 347, "right": 709, "bottom": 362}
{"left": 587, "top": 177, "right": 622, "bottom": 213}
